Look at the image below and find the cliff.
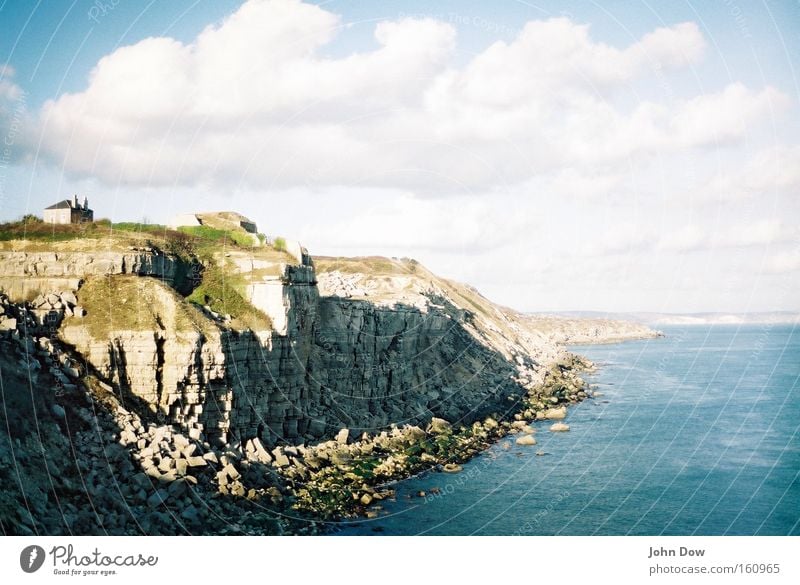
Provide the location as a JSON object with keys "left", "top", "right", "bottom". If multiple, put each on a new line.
{"left": 523, "top": 314, "right": 661, "bottom": 344}
{"left": 53, "top": 252, "right": 547, "bottom": 447}
{"left": 0, "top": 230, "right": 659, "bottom": 533}
{"left": 0, "top": 238, "right": 658, "bottom": 448}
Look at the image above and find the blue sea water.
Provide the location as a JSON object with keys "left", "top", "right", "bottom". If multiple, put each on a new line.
{"left": 334, "top": 325, "right": 800, "bottom": 535}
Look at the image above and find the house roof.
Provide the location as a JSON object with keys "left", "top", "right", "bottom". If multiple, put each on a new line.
{"left": 45, "top": 199, "right": 72, "bottom": 210}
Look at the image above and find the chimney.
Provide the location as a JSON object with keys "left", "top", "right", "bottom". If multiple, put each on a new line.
{"left": 83, "top": 196, "right": 88, "bottom": 210}
{"left": 73, "top": 194, "right": 78, "bottom": 208}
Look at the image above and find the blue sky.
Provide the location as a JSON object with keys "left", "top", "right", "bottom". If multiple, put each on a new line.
{"left": 1, "top": 0, "right": 799, "bottom": 313}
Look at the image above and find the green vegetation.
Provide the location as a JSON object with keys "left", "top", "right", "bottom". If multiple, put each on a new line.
{"left": 273, "top": 236, "right": 287, "bottom": 252}
{"left": 292, "top": 420, "right": 506, "bottom": 519}
{"left": 0, "top": 218, "right": 111, "bottom": 242}
{"left": 20, "top": 214, "right": 42, "bottom": 224}
{"left": 0, "top": 218, "right": 168, "bottom": 243}
{"left": 0, "top": 217, "right": 258, "bottom": 256}
{"left": 112, "top": 222, "right": 168, "bottom": 233}
{"left": 186, "top": 261, "right": 272, "bottom": 330}
{"left": 178, "top": 225, "right": 256, "bottom": 248}
{"left": 69, "top": 275, "right": 210, "bottom": 338}
{"left": 178, "top": 225, "right": 232, "bottom": 242}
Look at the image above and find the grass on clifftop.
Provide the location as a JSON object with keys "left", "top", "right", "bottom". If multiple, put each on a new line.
{"left": 0, "top": 217, "right": 266, "bottom": 254}
{"left": 186, "top": 261, "right": 272, "bottom": 330}
{"left": 0, "top": 217, "right": 117, "bottom": 242}
{"left": 69, "top": 275, "right": 211, "bottom": 338}
{"left": 177, "top": 225, "right": 256, "bottom": 248}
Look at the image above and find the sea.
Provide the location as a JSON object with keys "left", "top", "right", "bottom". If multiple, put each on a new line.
{"left": 334, "top": 324, "right": 800, "bottom": 535}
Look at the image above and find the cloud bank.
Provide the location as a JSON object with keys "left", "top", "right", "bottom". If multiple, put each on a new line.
{"left": 34, "top": 0, "right": 787, "bottom": 193}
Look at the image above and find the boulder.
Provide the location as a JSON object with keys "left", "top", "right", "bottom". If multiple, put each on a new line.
{"left": 60, "top": 291, "right": 78, "bottom": 307}
{"left": 427, "top": 417, "right": 452, "bottom": 435}
{"left": 330, "top": 449, "right": 352, "bottom": 467}
{"left": 549, "top": 423, "right": 570, "bottom": 432}
{"left": 245, "top": 437, "right": 272, "bottom": 464}
{"left": 181, "top": 443, "right": 197, "bottom": 458}
{"left": 544, "top": 406, "right": 567, "bottom": 420}
{"left": 63, "top": 366, "right": 80, "bottom": 379}
{"left": 119, "top": 430, "right": 137, "bottom": 445}
{"left": 146, "top": 490, "right": 167, "bottom": 508}
{"left": 186, "top": 456, "right": 207, "bottom": 468}
{"left": 272, "top": 449, "right": 290, "bottom": 468}
{"left": 443, "top": 463, "right": 463, "bottom": 473}
{"left": 515, "top": 434, "right": 537, "bottom": 446}
{"left": 157, "top": 457, "right": 174, "bottom": 472}
{"left": 131, "top": 473, "right": 151, "bottom": 491}
{"left": 167, "top": 479, "right": 187, "bottom": 497}
{"left": 175, "top": 459, "right": 188, "bottom": 476}
{"left": 404, "top": 426, "right": 426, "bottom": 441}
{"left": 335, "top": 428, "right": 350, "bottom": 445}
{"left": 180, "top": 506, "right": 200, "bottom": 523}
{"left": 222, "top": 463, "right": 241, "bottom": 481}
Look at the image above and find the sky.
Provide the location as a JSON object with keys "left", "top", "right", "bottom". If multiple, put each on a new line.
{"left": 1, "top": 0, "right": 799, "bottom": 314}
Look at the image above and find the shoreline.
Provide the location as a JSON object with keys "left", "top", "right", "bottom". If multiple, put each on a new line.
{"left": 563, "top": 331, "right": 665, "bottom": 346}
{"left": 304, "top": 333, "right": 664, "bottom": 531}
{"left": 281, "top": 352, "right": 596, "bottom": 529}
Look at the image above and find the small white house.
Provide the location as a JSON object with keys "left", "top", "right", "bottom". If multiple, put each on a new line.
{"left": 43, "top": 195, "right": 93, "bottom": 224}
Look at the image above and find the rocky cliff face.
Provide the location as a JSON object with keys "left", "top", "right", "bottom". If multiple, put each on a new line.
{"left": 3, "top": 243, "right": 657, "bottom": 452}
{"left": 0, "top": 245, "right": 190, "bottom": 300}
{"left": 59, "top": 266, "right": 530, "bottom": 448}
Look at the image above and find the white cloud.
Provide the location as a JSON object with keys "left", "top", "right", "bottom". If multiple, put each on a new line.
{"left": 699, "top": 145, "right": 800, "bottom": 201}
{"left": 668, "top": 83, "right": 788, "bottom": 147}
{"left": 766, "top": 250, "right": 800, "bottom": 273}
{"left": 30, "top": 0, "right": 786, "bottom": 194}
{"left": 581, "top": 222, "right": 654, "bottom": 255}
{"left": 654, "top": 219, "right": 798, "bottom": 253}
{"left": 430, "top": 18, "right": 705, "bottom": 107}
{"left": 0, "top": 64, "right": 23, "bottom": 109}
{"left": 716, "top": 220, "right": 798, "bottom": 247}
{"left": 297, "top": 190, "right": 534, "bottom": 254}
{"left": 657, "top": 224, "right": 707, "bottom": 252}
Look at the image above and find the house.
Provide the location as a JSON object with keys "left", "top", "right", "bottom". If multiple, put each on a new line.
{"left": 43, "top": 195, "right": 93, "bottom": 224}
